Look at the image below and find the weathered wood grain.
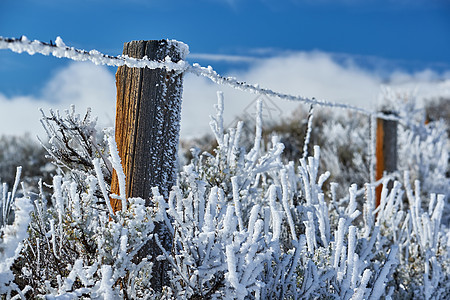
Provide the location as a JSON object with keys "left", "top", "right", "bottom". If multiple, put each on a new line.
{"left": 111, "top": 40, "right": 185, "bottom": 291}
{"left": 111, "top": 40, "right": 184, "bottom": 209}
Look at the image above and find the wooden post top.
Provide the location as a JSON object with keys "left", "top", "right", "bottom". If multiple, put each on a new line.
{"left": 121, "top": 39, "right": 189, "bottom": 62}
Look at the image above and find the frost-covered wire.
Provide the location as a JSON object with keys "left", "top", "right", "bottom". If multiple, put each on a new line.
{"left": 0, "top": 36, "right": 188, "bottom": 72}
{"left": 188, "top": 63, "right": 403, "bottom": 122}
{"left": 1, "top": 35, "right": 404, "bottom": 122}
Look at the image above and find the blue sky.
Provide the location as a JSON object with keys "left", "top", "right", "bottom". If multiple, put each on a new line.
{"left": 0, "top": 0, "right": 449, "bottom": 136}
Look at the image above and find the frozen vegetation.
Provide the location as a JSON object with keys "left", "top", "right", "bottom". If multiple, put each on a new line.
{"left": 0, "top": 90, "right": 449, "bottom": 299}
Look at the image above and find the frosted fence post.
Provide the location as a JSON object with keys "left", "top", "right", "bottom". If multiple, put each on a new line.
{"left": 111, "top": 39, "right": 187, "bottom": 291}
{"left": 375, "top": 110, "right": 397, "bottom": 207}
{"left": 111, "top": 40, "right": 187, "bottom": 207}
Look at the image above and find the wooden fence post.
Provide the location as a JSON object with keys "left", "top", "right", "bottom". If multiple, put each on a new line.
{"left": 375, "top": 111, "right": 398, "bottom": 207}
{"left": 111, "top": 40, "right": 186, "bottom": 207}
{"left": 111, "top": 39, "right": 187, "bottom": 291}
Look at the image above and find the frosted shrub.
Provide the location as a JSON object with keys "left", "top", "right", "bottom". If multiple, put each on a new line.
{"left": 399, "top": 115, "right": 449, "bottom": 194}
{"left": 1, "top": 92, "right": 449, "bottom": 299}
{"left": 382, "top": 88, "right": 449, "bottom": 224}
{"left": 164, "top": 92, "right": 449, "bottom": 299}
{"left": 39, "top": 105, "right": 112, "bottom": 185}
{"left": 0, "top": 167, "right": 34, "bottom": 298}
{"left": 12, "top": 144, "right": 157, "bottom": 299}
{"left": 387, "top": 173, "right": 450, "bottom": 299}
{"left": 320, "top": 113, "right": 370, "bottom": 198}
{"left": 0, "top": 134, "right": 54, "bottom": 193}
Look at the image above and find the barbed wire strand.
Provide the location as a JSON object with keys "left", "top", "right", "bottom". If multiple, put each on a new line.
{"left": 0, "top": 36, "right": 403, "bottom": 123}
{"left": 187, "top": 63, "right": 403, "bottom": 123}
{"left": 0, "top": 36, "right": 188, "bottom": 71}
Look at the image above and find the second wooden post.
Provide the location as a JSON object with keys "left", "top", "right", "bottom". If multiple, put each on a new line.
{"left": 375, "top": 111, "right": 398, "bottom": 207}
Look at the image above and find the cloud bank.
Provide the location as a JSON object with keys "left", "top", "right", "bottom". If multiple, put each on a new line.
{"left": 1, "top": 52, "right": 448, "bottom": 140}
{"left": 0, "top": 62, "right": 116, "bottom": 137}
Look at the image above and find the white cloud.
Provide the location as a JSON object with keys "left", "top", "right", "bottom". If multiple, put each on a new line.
{"left": 0, "top": 62, "right": 116, "bottom": 137}
{"left": 1, "top": 52, "right": 448, "bottom": 141}
{"left": 386, "top": 71, "right": 450, "bottom": 102}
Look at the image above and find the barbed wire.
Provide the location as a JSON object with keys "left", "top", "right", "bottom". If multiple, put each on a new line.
{"left": 0, "top": 36, "right": 188, "bottom": 71}
{"left": 0, "top": 35, "right": 403, "bottom": 122}
{"left": 188, "top": 64, "right": 404, "bottom": 123}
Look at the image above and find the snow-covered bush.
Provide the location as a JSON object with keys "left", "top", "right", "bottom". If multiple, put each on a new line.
{"left": 166, "top": 93, "right": 449, "bottom": 298}
{"left": 39, "top": 105, "right": 112, "bottom": 186}
{"left": 0, "top": 167, "right": 34, "bottom": 298}
{"left": 320, "top": 111, "right": 371, "bottom": 199}
{"left": 183, "top": 104, "right": 373, "bottom": 201}
{"left": 12, "top": 131, "right": 157, "bottom": 298}
{"left": 1, "top": 91, "right": 449, "bottom": 299}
